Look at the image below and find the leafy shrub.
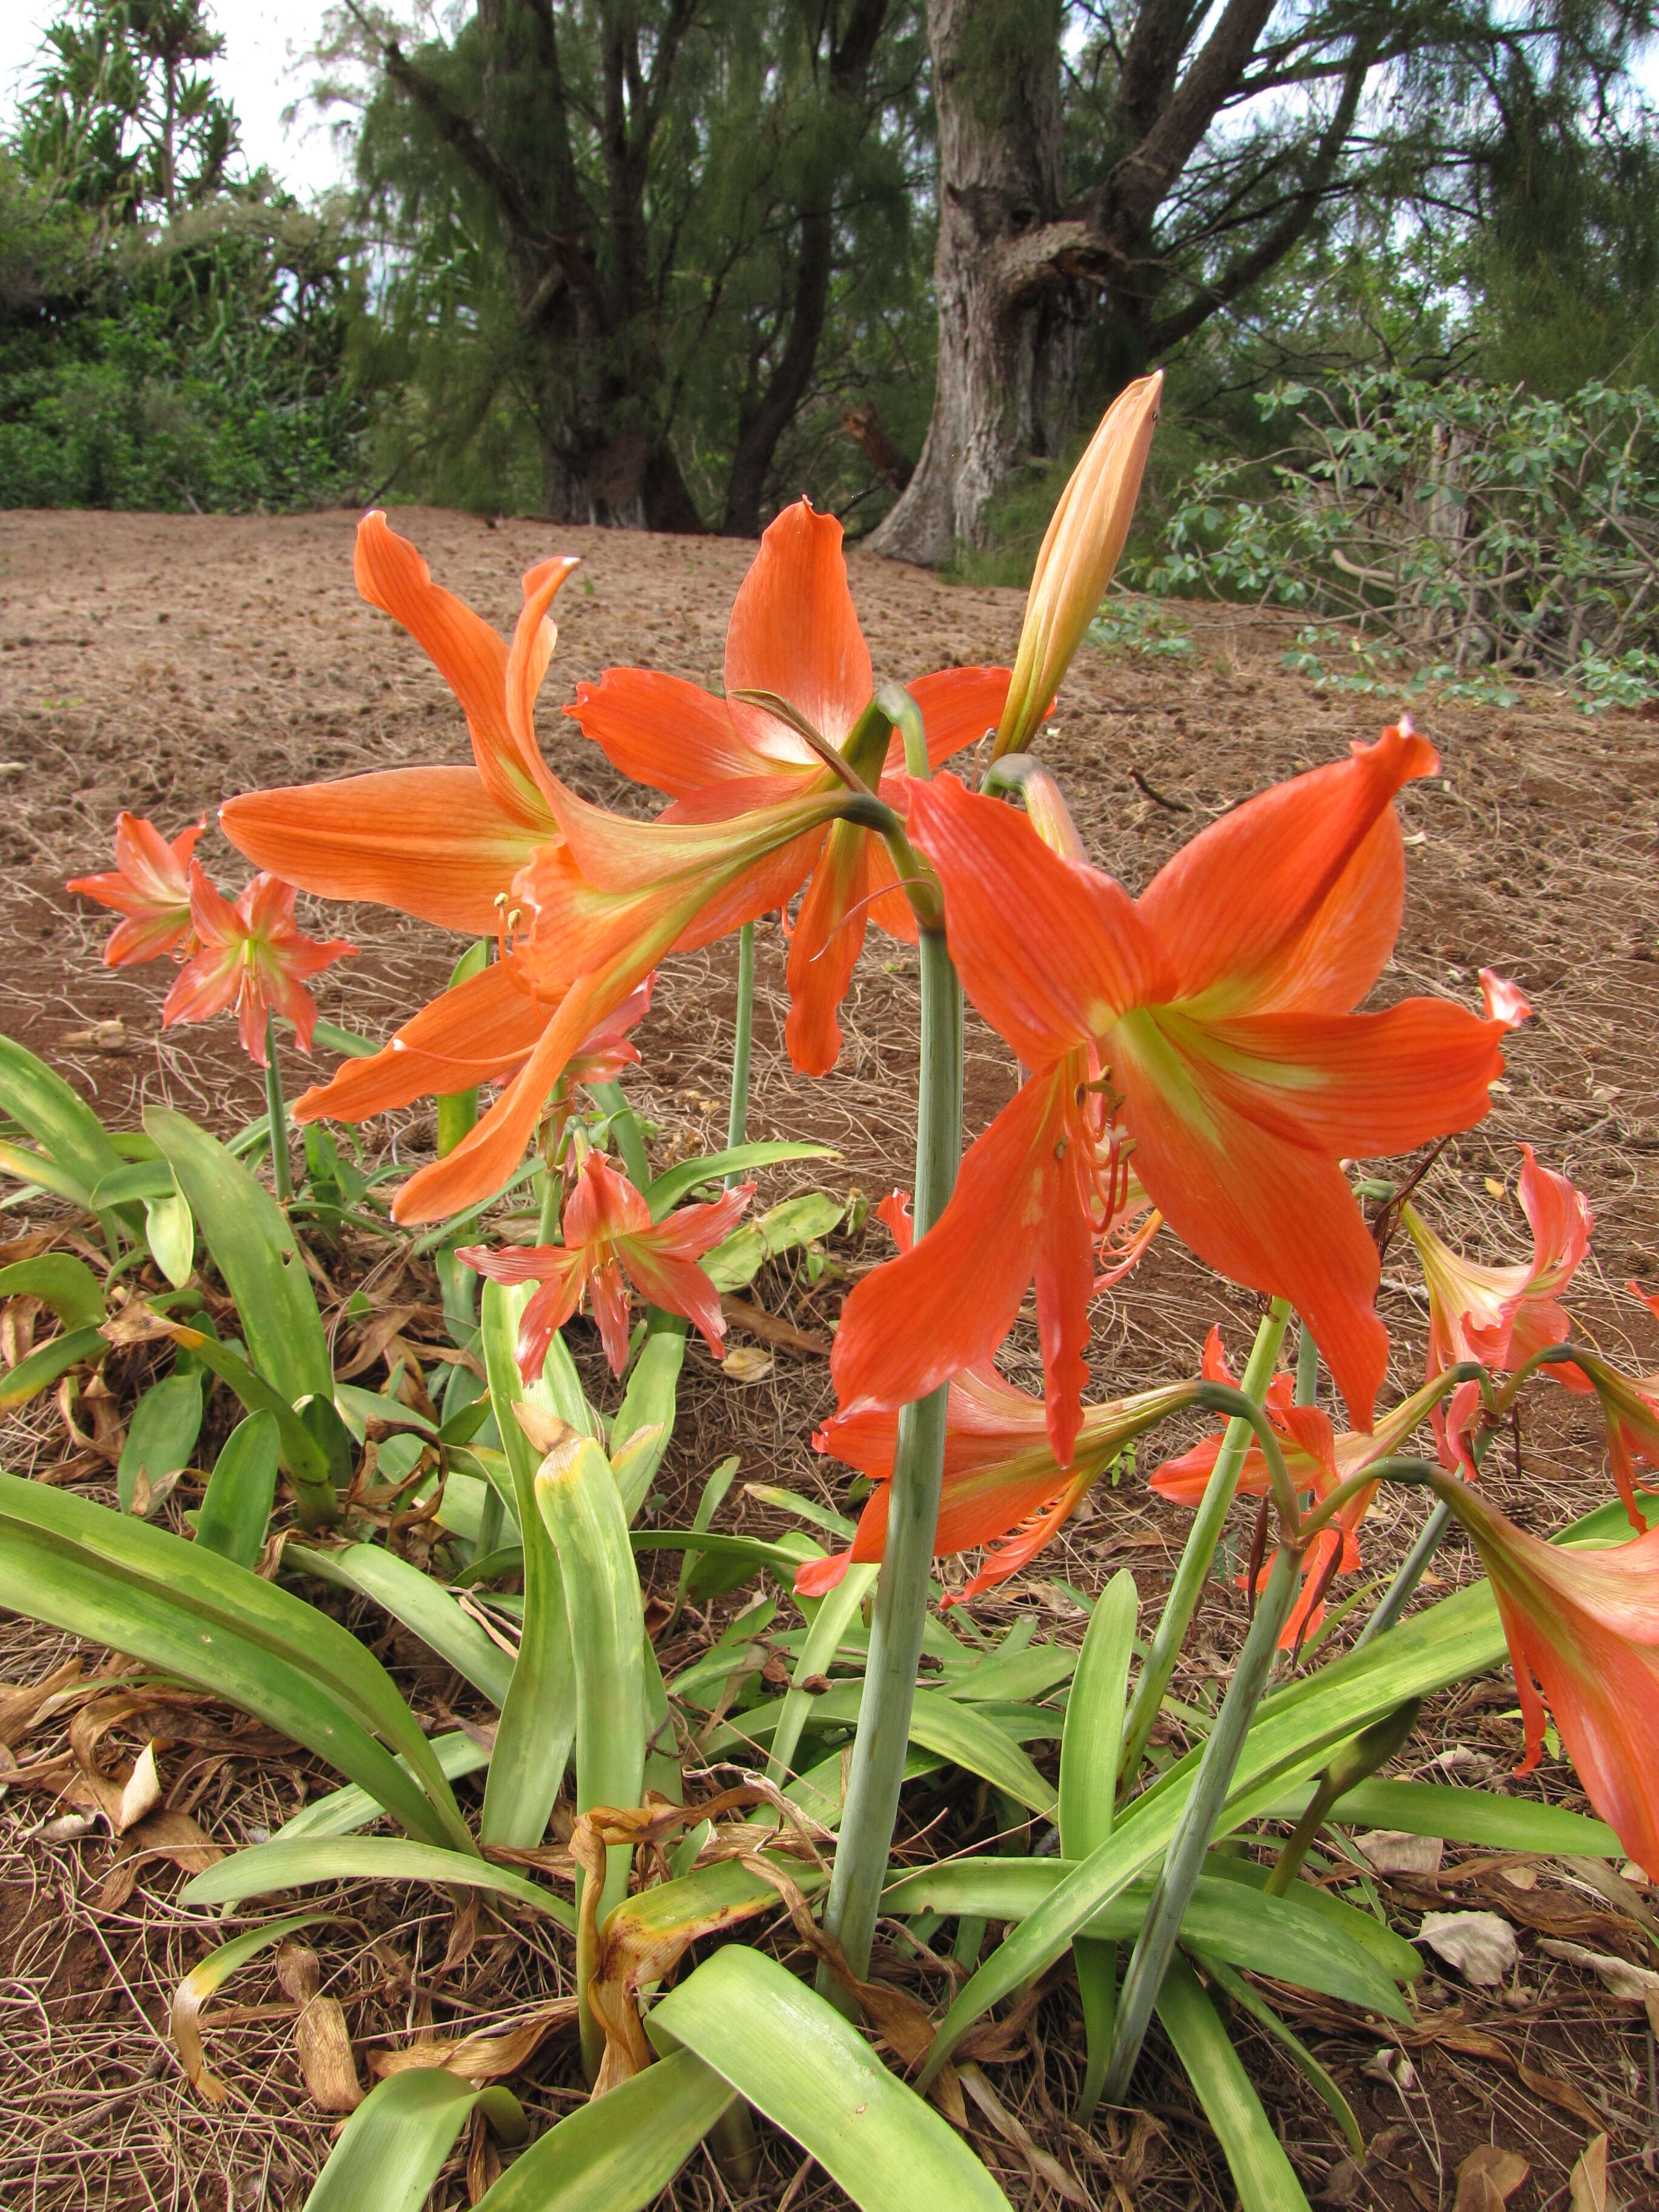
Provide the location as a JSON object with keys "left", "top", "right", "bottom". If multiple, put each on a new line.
{"left": 1138, "top": 370, "right": 1659, "bottom": 710}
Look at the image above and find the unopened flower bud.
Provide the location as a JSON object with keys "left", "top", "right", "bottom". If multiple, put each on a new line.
{"left": 993, "top": 370, "right": 1163, "bottom": 760}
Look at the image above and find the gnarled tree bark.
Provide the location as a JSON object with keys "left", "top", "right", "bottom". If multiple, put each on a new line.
{"left": 870, "top": 0, "right": 1374, "bottom": 565}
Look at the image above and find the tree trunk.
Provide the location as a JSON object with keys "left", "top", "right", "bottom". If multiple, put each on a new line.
{"left": 867, "top": 0, "right": 1083, "bottom": 566}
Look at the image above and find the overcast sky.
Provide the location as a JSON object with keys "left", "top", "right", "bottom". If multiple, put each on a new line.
{"left": 0, "top": 1, "right": 353, "bottom": 203}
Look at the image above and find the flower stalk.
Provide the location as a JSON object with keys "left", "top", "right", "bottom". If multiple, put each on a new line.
{"left": 819, "top": 691, "right": 963, "bottom": 1993}
{"left": 264, "top": 1013, "right": 292, "bottom": 1202}
{"left": 1118, "top": 1301, "right": 1290, "bottom": 1786}
{"left": 1102, "top": 1540, "right": 1300, "bottom": 2104}
{"left": 727, "top": 920, "right": 756, "bottom": 1173}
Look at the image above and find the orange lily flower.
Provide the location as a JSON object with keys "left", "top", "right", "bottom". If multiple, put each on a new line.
{"left": 221, "top": 512, "right": 575, "bottom": 931}
{"left": 1404, "top": 1145, "right": 1592, "bottom": 1381}
{"left": 566, "top": 499, "right": 1013, "bottom": 1076}
{"left": 1527, "top": 1284, "right": 1659, "bottom": 1531}
{"left": 69, "top": 812, "right": 204, "bottom": 965}
{"left": 224, "top": 508, "right": 999, "bottom": 1221}
{"left": 796, "top": 1195, "right": 1196, "bottom": 1604}
{"left": 1403, "top": 1144, "right": 1594, "bottom": 1466}
{"left": 830, "top": 725, "right": 1510, "bottom": 1465}
{"left": 1153, "top": 1329, "right": 1456, "bottom": 1648}
{"left": 162, "top": 868, "right": 353, "bottom": 1066}
{"left": 1439, "top": 1477, "right": 1659, "bottom": 1879}
{"left": 459, "top": 1150, "right": 752, "bottom": 1378}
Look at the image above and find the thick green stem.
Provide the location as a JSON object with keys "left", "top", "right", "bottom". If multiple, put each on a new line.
{"left": 1264, "top": 1695, "right": 1422, "bottom": 1894}
{"left": 263, "top": 1014, "right": 292, "bottom": 1203}
{"left": 1118, "top": 1301, "right": 1290, "bottom": 1788}
{"left": 1354, "top": 1496, "right": 1452, "bottom": 1647}
{"left": 1101, "top": 1544, "right": 1299, "bottom": 2105}
{"left": 1295, "top": 1322, "right": 1319, "bottom": 1407}
{"left": 818, "top": 926, "right": 962, "bottom": 1994}
{"left": 726, "top": 921, "right": 755, "bottom": 1176}
{"left": 589, "top": 1079, "right": 651, "bottom": 1192}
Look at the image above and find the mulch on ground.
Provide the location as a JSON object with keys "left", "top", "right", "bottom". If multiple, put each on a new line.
{"left": 1, "top": 506, "right": 1657, "bottom": 2210}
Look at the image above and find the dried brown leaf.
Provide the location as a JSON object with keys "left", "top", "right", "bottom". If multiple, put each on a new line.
{"left": 1453, "top": 2145, "right": 1529, "bottom": 2211}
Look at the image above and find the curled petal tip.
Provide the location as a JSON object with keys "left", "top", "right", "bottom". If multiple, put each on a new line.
{"left": 1480, "top": 968, "right": 1533, "bottom": 1028}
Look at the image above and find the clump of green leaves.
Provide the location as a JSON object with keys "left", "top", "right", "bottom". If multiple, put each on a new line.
{"left": 1138, "top": 370, "right": 1659, "bottom": 712}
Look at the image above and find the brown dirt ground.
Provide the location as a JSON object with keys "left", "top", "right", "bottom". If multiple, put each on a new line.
{"left": 1, "top": 506, "right": 1658, "bottom": 2211}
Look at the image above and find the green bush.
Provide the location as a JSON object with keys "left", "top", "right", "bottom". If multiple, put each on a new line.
{"left": 1136, "top": 370, "right": 1659, "bottom": 711}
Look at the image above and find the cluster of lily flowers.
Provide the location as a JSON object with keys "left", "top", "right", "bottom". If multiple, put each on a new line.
{"left": 69, "top": 374, "right": 1659, "bottom": 1883}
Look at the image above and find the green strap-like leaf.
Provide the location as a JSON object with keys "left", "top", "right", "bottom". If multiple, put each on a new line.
{"left": 292, "top": 1544, "right": 515, "bottom": 1708}
{"left": 0, "top": 1471, "right": 471, "bottom": 1850}
{"left": 766, "top": 1561, "right": 878, "bottom": 1786}
{"left": 181, "top": 1836, "right": 571, "bottom": 1924}
{"left": 474, "top": 2048, "right": 732, "bottom": 2211}
{"left": 0, "top": 1324, "right": 105, "bottom": 1412}
{"left": 1260, "top": 1774, "right": 1622, "bottom": 1857}
{"left": 1191, "top": 1950, "right": 1364, "bottom": 2160}
{"left": 535, "top": 1427, "right": 646, "bottom": 2072}
{"left": 1155, "top": 1954, "right": 1312, "bottom": 2212}
{"left": 0, "top": 1255, "right": 106, "bottom": 1333}
{"left": 278, "top": 1732, "right": 491, "bottom": 1842}
{"left": 644, "top": 1141, "right": 836, "bottom": 1220}
{"left": 706, "top": 1683, "right": 1056, "bottom": 1815}
{"left": 146, "top": 1105, "right": 331, "bottom": 1404}
{"left": 0, "top": 1033, "right": 124, "bottom": 1203}
{"left": 301, "top": 2067, "right": 527, "bottom": 2212}
{"left": 165, "top": 1323, "right": 335, "bottom": 1510}
{"left": 649, "top": 1947, "right": 1012, "bottom": 2212}
{"left": 478, "top": 1280, "right": 575, "bottom": 1850}
{"left": 882, "top": 1861, "right": 1407, "bottom": 2019}
{"left": 1059, "top": 1568, "right": 1136, "bottom": 1859}
{"left": 611, "top": 1313, "right": 685, "bottom": 1517}
{"left": 193, "top": 1412, "right": 281, "bottom": 1568}
{"left": 116, "top": 1370, "right": 204, "bottom": 1513}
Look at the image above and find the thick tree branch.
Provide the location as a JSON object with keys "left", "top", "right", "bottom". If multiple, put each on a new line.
{"left": 1145, "top": 38, "right": 1373, "bottom": 353}
{"left": 1104, "top": 0, "right": 1280, "bottom": 238}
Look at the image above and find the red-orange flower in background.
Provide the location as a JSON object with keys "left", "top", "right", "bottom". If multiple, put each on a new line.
{"left": 163, "top": 868, "right": 353, "bottom": 1066}
{"left": 1439, "top": 1477, "right": 1659, "bottom": 1878}
{"left": 1153, "top": 1330, "right": 1458, "bottom": 1649}
{"left": 1404, "top": 1145, "right": 1592, "bottom": 1381}
{"left": 796, "top": 1194, "right": 1196, "bottom": 1604}
{"left": 69, "top": 813, "right": 203, "bottom": 966}
{"left": 566, "top": 500, "right": 1012, "bottom": 1077}
{"left": 460, "top": 1150, "right": 751, "bottom": 1378}
{"left": 830, "top": 726, "right": 1510, "bottom": 1465}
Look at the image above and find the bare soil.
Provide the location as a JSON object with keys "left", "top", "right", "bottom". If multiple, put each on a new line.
{"left": 1, "top": 507, "right": 1657, "bottom": 2211}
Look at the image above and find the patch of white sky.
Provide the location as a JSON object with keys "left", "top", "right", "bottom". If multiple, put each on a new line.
{"left": 0, "top": 1, "right": 357, "bottom": 201}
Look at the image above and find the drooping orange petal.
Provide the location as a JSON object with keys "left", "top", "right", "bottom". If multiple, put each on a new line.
{"left": 892, "top": 667, "right": 1013, "bottom": 776}
{"left": 293, "top": 963, "right": 549, "bottom": 1123}
{"left": 221, "top": 766, "right": 550, "bottom": 934}
{"left": 566, "top": 669, "right": 785, "bottom": 797}
{"left": 831, "top": 1062, "right": 1098, "bottom": 1464}
{"left": 784, "top": 820, "right": 875, "bottom": 1076}
{"left": 1135, "top": 723, "right": 1438, "bottom": 1015}
{"left": 501, "top": 554, "right": 582, "bottom": 817}
{"left": 906, "top": 775, "right": 1170, "bottom": 1069}
{"left": 725, "top": 501, "right": 872, "bottom": 754}
{"left": 353, "top": 513, "right": 521, "bottom": 799}
{"left": 391, "top": 979, "right": 603, "bottom": 1223}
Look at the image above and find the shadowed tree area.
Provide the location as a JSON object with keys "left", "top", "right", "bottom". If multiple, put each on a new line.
{"left": 4, "top": 0, "right": 1659, "bottom": 545}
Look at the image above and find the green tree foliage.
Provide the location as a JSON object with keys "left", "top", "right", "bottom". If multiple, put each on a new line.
{"left": 14, "top": 0, "right": 238, "bottom": 224}
{"left": 322, "top": 0, "right": 934, "bottom": 530}
{"left": 1, "top": 2, "right": 365, "bottom": 512}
